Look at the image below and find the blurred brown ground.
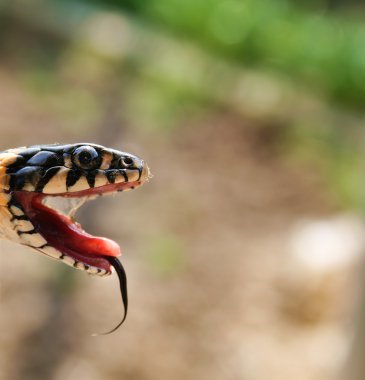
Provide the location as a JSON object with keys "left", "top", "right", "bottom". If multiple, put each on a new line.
{"left": 0, "top": 3, "right": 365, "bottom": 380}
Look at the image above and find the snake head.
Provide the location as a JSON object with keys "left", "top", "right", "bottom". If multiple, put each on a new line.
{"left": 0, "top": 143, "right": 150, "bottom": 276}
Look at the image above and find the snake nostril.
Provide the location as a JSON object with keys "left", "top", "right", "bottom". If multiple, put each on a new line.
{"left": 121, "top": 157, "right": 134, "bottom": 167}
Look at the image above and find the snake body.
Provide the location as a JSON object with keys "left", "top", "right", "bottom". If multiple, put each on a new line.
{"left": 0, "top": 143, "right": 150, "bottom": 330}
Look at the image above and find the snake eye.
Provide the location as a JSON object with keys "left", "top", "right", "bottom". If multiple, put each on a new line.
{"left": 73, "top": 146, "right": 100, "bottom": 170}
{"left": 120, "top": 156, "right": 135, "bottom": 168}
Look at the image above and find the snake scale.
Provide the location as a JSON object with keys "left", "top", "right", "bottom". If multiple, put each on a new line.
{"left": 0, "top": 143, "right": 150, "bottom": 333}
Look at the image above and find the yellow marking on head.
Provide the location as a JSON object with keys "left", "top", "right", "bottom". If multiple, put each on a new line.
{"left": 115, "top": 171, "right": 127, "bottom": 184}
{"left": 0, "top": 192, "right": 11, "bottom": 206}
{"left": 100, "top": 151, "right": 113, "bottom": 170}
{"left": 0, "top": 165, "right": 10, "bottom": 191}
{"left": 63, "top": 154, "right": 73, "bottom": 169}
{"left": 0, "top": 154, "right": 17, "bottom": 191}
{"left": 94, "top": 173, "right": 109, "bottom": 187}
{"left": 42, "top": 167, "right": 70, "bottom": 194}
{"left": 6, "top": 148, "right": 25, "bottom": 155}
{"left": 0, "top": 152, "right": 19, "bottom": 166}
{"left": 67, "top": 176, "right": 89, "bottom": 192}
{"left": 10, "top": 205, "right": 24, "bottom": 216}
{"left": 124, "top": 170, "right": 140, "bottom": 183}
{"left": 0, "top": 206, "right": 19, "bottom": 241}
{"left": 0, "top": 203, "right": 12, "bottom": 217}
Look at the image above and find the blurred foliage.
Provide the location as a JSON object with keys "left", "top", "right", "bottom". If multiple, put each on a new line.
{"left": 144, "top": 235, "right": 185, "bottom": 276}
{"left": 283, "top": 124, "right": 365, "bottom": 211}
{"left": 85, "top": 0, "right": 365, "bottom": 213}
{"left": 86, "top": 0, "right": 365, "bottom": 109}
{"left": 2, "top": 0, "right": 365, "bottom": 212}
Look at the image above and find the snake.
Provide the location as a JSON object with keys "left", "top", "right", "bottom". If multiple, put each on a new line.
{"left": 0, "top": 143, "right": 150, "bottom": 333}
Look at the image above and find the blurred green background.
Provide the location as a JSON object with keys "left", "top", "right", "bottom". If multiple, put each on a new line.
{"left": 1, "top": 1, "right": 365, "bottom": 379}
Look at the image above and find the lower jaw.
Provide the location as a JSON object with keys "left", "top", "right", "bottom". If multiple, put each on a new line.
{"left": 11, "top": 181, "right": 141, "bottom": 274}
{"left": 38, "top": 243, "right": 113, "bottom": 274}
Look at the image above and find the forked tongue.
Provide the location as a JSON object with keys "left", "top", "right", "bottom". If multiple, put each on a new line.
{"left": 92, "top": 256, "right": 128, "bottom": 336}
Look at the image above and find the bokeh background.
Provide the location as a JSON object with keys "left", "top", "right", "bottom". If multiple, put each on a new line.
{"left": 1, "top": 1, "right": 365, "bottom": 379}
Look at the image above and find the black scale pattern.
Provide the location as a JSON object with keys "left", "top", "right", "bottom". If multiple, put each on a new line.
{"left": 5, "top": 143, "right": 139, "bottom": 193}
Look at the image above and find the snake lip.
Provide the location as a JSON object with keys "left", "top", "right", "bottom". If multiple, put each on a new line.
{"left": 11, "top": 180, "right": 142, "bottom": 275}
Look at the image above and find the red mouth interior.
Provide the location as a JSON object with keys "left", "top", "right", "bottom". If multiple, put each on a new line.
{"left": 12, "top": 181, "right": 140, "bottom": 272}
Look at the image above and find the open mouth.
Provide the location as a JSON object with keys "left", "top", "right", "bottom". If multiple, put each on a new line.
{"left": 11, "top": 179, "right": 141, "bottom": 275}
{"left": 2, "top": 143, "right": 151, "bottom": 333}
{"left": 13, "top": 177, "right": 146, "bottom": 334}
